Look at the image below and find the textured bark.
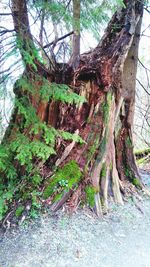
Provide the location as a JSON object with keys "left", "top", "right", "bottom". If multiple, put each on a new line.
{"left": 4, "top": 0, "right": 147, "bottom": 216}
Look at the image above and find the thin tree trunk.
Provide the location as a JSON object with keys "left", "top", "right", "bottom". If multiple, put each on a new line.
{"left": 69, "top": 0, "right": 80, "bottom": 69}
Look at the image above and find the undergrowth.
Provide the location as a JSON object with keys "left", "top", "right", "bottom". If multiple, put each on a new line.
{"left": 0, "top": 76, "right": 85, "bottom": 221}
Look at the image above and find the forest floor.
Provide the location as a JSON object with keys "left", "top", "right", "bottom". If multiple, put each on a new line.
{"left": 0, "top": 170, "right": 150, "bottom": 267}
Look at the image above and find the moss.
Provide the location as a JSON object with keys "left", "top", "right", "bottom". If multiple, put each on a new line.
{"left": 15, "top": 205, "right": 24, "bottom": 217}
{"left": 124, "top": 167, "right": 130, "bottom": 177}
{"left": 96, "top": 135, "right": 107, "bottom": 162}
{"left": 86, "top": 136, "right": 99, "bottom": 164}
{"left": 85, "top": 186, "right": 97, "bottom": 208}
{"left": 102, "top": 92, "right": 112, "bottom": 124}
{"left": 101, "top": 163, "right": 107, "bottom": 178}
{"left": 109, "top": 162, "right": 113, "bottom": 171}
{"left": 132, "top": 178, "right": 141, "bottom": 187}
{"left": 53, "top": 192, "right": 64, "bottom": 202}
{"left": 125, "top": 136, "right": 132, "bottom": 148}
{"left": 124, "top": 165, "right": 141, "bottom": 188}
{"left": 43, "top": 160, "right": 82, "bottom": 199}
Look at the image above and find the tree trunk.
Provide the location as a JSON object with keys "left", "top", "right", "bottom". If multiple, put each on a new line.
{"left": 1, "top": 0, "right": 147, "bottom": 219}
{"left": 69, "top": 0, "right": 80, "bottom": 69}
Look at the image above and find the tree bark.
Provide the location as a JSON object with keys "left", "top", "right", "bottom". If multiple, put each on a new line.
{"left": 2, "top": 0, "right": 147, "bottom": 218}
{"left": 69, "top": 0, "right": 80, "bottom": 69}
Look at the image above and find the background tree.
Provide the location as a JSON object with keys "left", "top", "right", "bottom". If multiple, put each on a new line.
{"left": 0, "top": 0, "right": 149, "bottom": 223}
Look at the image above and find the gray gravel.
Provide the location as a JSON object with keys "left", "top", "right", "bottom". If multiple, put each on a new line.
{"left": 0, "top": 171, "right": 150, "bottom": 267}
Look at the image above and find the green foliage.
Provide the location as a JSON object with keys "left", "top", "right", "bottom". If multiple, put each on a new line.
{"left": 10, "top": 133, "right": 56, "bottom": 168}
{"left": 0, "top": 145, "right": 17, "bottom": 179}
{"left": 15, "top": 97, "right": 39, "bottom": 128}
{"left": 0, "top": 114, "right": 84, "bottom": 221}
{"left": 85, "top": 186, "right": 96, "bottom": 208}
{"left": 30, "top": 174, "right": 42, "bottom": 187}
{"left": 0, "top": 198, "right": 8, "bottom": 221}
{"left": 0, "top": 187, "right": 14, "bottom": 220}
{"left": 81, "top": 0, "right": 124, "bottom": 40}
{"left": 59, "top": 130, "right": 85, "bottom": 144}
{"left": 40, "top": 81, "right": 86, "bottom": 104}
{"left": 16, "top": 36, "right": 43, "bottom": 69}
{"left": 16, "top": 77, "right": 34, "bottom": 93}
{"left": 43, "top": 160, "right": 82, "bottom": 199}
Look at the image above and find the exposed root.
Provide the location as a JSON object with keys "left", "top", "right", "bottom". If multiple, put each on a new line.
{"left": 94, "top": 193, "right": 103, "bottom": 217}
{"left": 101, "top": 166, "right": 109, "bottom": 212}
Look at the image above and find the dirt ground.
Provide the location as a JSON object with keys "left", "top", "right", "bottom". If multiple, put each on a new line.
{"left": 0, "top": 170, "right": 150, "bottom": 267}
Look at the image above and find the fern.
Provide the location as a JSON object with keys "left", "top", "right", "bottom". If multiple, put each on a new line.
{"left": 15, "top": 97, "right": 39, "bottom": 127}
{"left": 40, "top": 81, "right": 86, "bottom": 104}
{"left": 0, "top": 146, "right": 17, "bottom": 179}
{"left": 58, "top": 130, "right": 85, "bottom": 144}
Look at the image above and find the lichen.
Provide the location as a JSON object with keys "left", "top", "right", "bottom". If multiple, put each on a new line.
{"left": 43, "top": 160, "right": 82, "bottom": 199}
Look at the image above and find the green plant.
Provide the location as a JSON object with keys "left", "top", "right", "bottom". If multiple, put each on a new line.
{"left": 40, "top": 80, "right": 86, "bottom": 104}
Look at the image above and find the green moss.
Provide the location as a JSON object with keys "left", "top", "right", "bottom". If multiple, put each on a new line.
{"left": 53, "top": 192, "right": 64, "bottom": 202}
{"left": 124, "top": 165, "right": 141, "bottom": 188}
{"left": 85, "top": 186, "right": 97, "bottom": 208}
{"left": 102, "top": 92, "right": 112, "bottom": 124}
{"left": 96, "top": 135, "right": 107, "bottom": 162}
{"left": 132, "top": 178, "right": 141, "bottom": 187}
{"left": 125, "top": 136, "right": 132, "bottom": 148}
{"left": 85, "top": 136, "right": 99, "bottom": 165}
{"left": 109, "top": 162, "right": 113, "bottom": 171}
{"left": 101, "top": 163, "right": 107, "bottom": 178}
{"left": 43, "top": 160, "right": 82, "bottom": 199}
{"left": 15, "top": 206, "right": 24, "bottom": 217}
{"left": 124, "top": 167, "right": 130, "bottom": 177}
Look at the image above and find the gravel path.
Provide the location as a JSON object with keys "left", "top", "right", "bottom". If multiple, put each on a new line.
{"left": 0, "top": 171, "right": 150, "bottom": 267}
